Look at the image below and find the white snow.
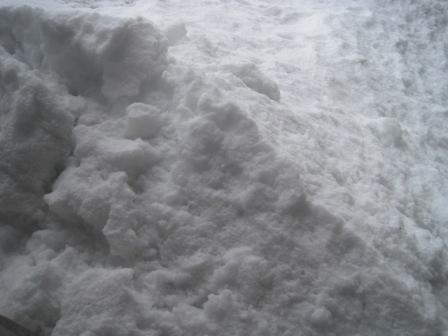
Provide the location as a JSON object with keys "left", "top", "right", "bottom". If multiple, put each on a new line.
{"left": 0, "top": 1, "right": 447, "bottom": 336}
{"left": 125, "top": 103, "right": 165, "bottom": 139}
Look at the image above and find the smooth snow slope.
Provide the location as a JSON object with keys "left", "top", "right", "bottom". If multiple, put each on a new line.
{"left": 0, "top": 1, "right": 447, "bottom": 336}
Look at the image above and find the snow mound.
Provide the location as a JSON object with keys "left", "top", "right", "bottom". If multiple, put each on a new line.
{"left": 0, "top": 4, "right": 447, "bottom": 336}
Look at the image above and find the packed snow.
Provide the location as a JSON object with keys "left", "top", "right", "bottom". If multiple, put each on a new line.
{"left": 0, "top": 1, "right": 447, "bottom": 335}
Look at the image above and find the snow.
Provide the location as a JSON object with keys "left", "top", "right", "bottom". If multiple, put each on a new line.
{"left": 0, "top": 1, "right": 447, "bottom": 336}
{"left": 125, "top": 103, "right": 165, "bottom": 139}
{"left": 225, "top": 63, "right": 281, "bottom": 101}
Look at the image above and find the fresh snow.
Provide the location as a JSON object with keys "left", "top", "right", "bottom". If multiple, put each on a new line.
{"left": 0, "top": 1, "right": 447, "bottom": 336}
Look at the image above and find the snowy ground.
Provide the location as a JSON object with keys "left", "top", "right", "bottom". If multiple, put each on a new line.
{"left": 0, "top": 0, "right": 447, "bottom": 335}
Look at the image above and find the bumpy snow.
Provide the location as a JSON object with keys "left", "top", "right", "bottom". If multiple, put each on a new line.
{"left": 0, "top": 1, "right": 447, "bottom": 336}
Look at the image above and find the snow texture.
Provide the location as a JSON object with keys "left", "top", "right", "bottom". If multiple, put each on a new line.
{"left": 0, "top": 1, "right": 447, "bottom": 336}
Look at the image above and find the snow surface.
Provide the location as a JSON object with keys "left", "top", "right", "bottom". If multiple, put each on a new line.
{"left": 0, "top": 1, "right": 447, "bottom": 335}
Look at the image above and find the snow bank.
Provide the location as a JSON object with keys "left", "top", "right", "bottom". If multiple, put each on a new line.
{"left": 0, "top": 3, "right": 447, "bottom": 336}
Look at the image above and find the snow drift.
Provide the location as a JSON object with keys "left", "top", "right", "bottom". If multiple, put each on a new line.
{"left": 0, "top": 3, "right": 447, "bottom": 336}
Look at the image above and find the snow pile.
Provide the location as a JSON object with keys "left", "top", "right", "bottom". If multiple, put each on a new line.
{"left": 0, "top": 3, "right": 447, "bottom": 336}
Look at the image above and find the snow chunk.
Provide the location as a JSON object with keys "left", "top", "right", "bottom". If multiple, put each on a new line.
{"left": 0, "top": 7, "right": 168, "bottom": 100}
{"left": 309, "top": 307, "right": 333, "bottom": 329}
{"left": 74, "top": 124, "right": 160, "bottom": 175}
{"left": 0, "top": 49, "right": 73, "bottom": 229}
{"left": 210, "top": 248, "right": 271, "bottom": 305}
{"left": 204, "top": 289, "right": 239, "bottom": 321}
{"left": 97, "top": 137, "right": 160, "bottom": 175}
{"left": 164, "top": 23, "right": 187, "bottom": 45}
{"left": 367, "top": 117, "right": 405, "bottom": 147}
{"left": 52, "top": 268, "right": 136, "bottom": 336}
{"left": 125, "top": 103, "right": 165, "bottom": 139}
{"left": 45, "top": 169, "right": 135, "bottom": 233}
{"left": 103, "top": 205, "right": 158, "bottom": 260}
{"left": 226, "top": 63, "right": 281, "bottom": 101}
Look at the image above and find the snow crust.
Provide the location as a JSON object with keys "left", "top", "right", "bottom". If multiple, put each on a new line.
{"left": 0, "top": 1, "right": 447, "bottom": 336}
